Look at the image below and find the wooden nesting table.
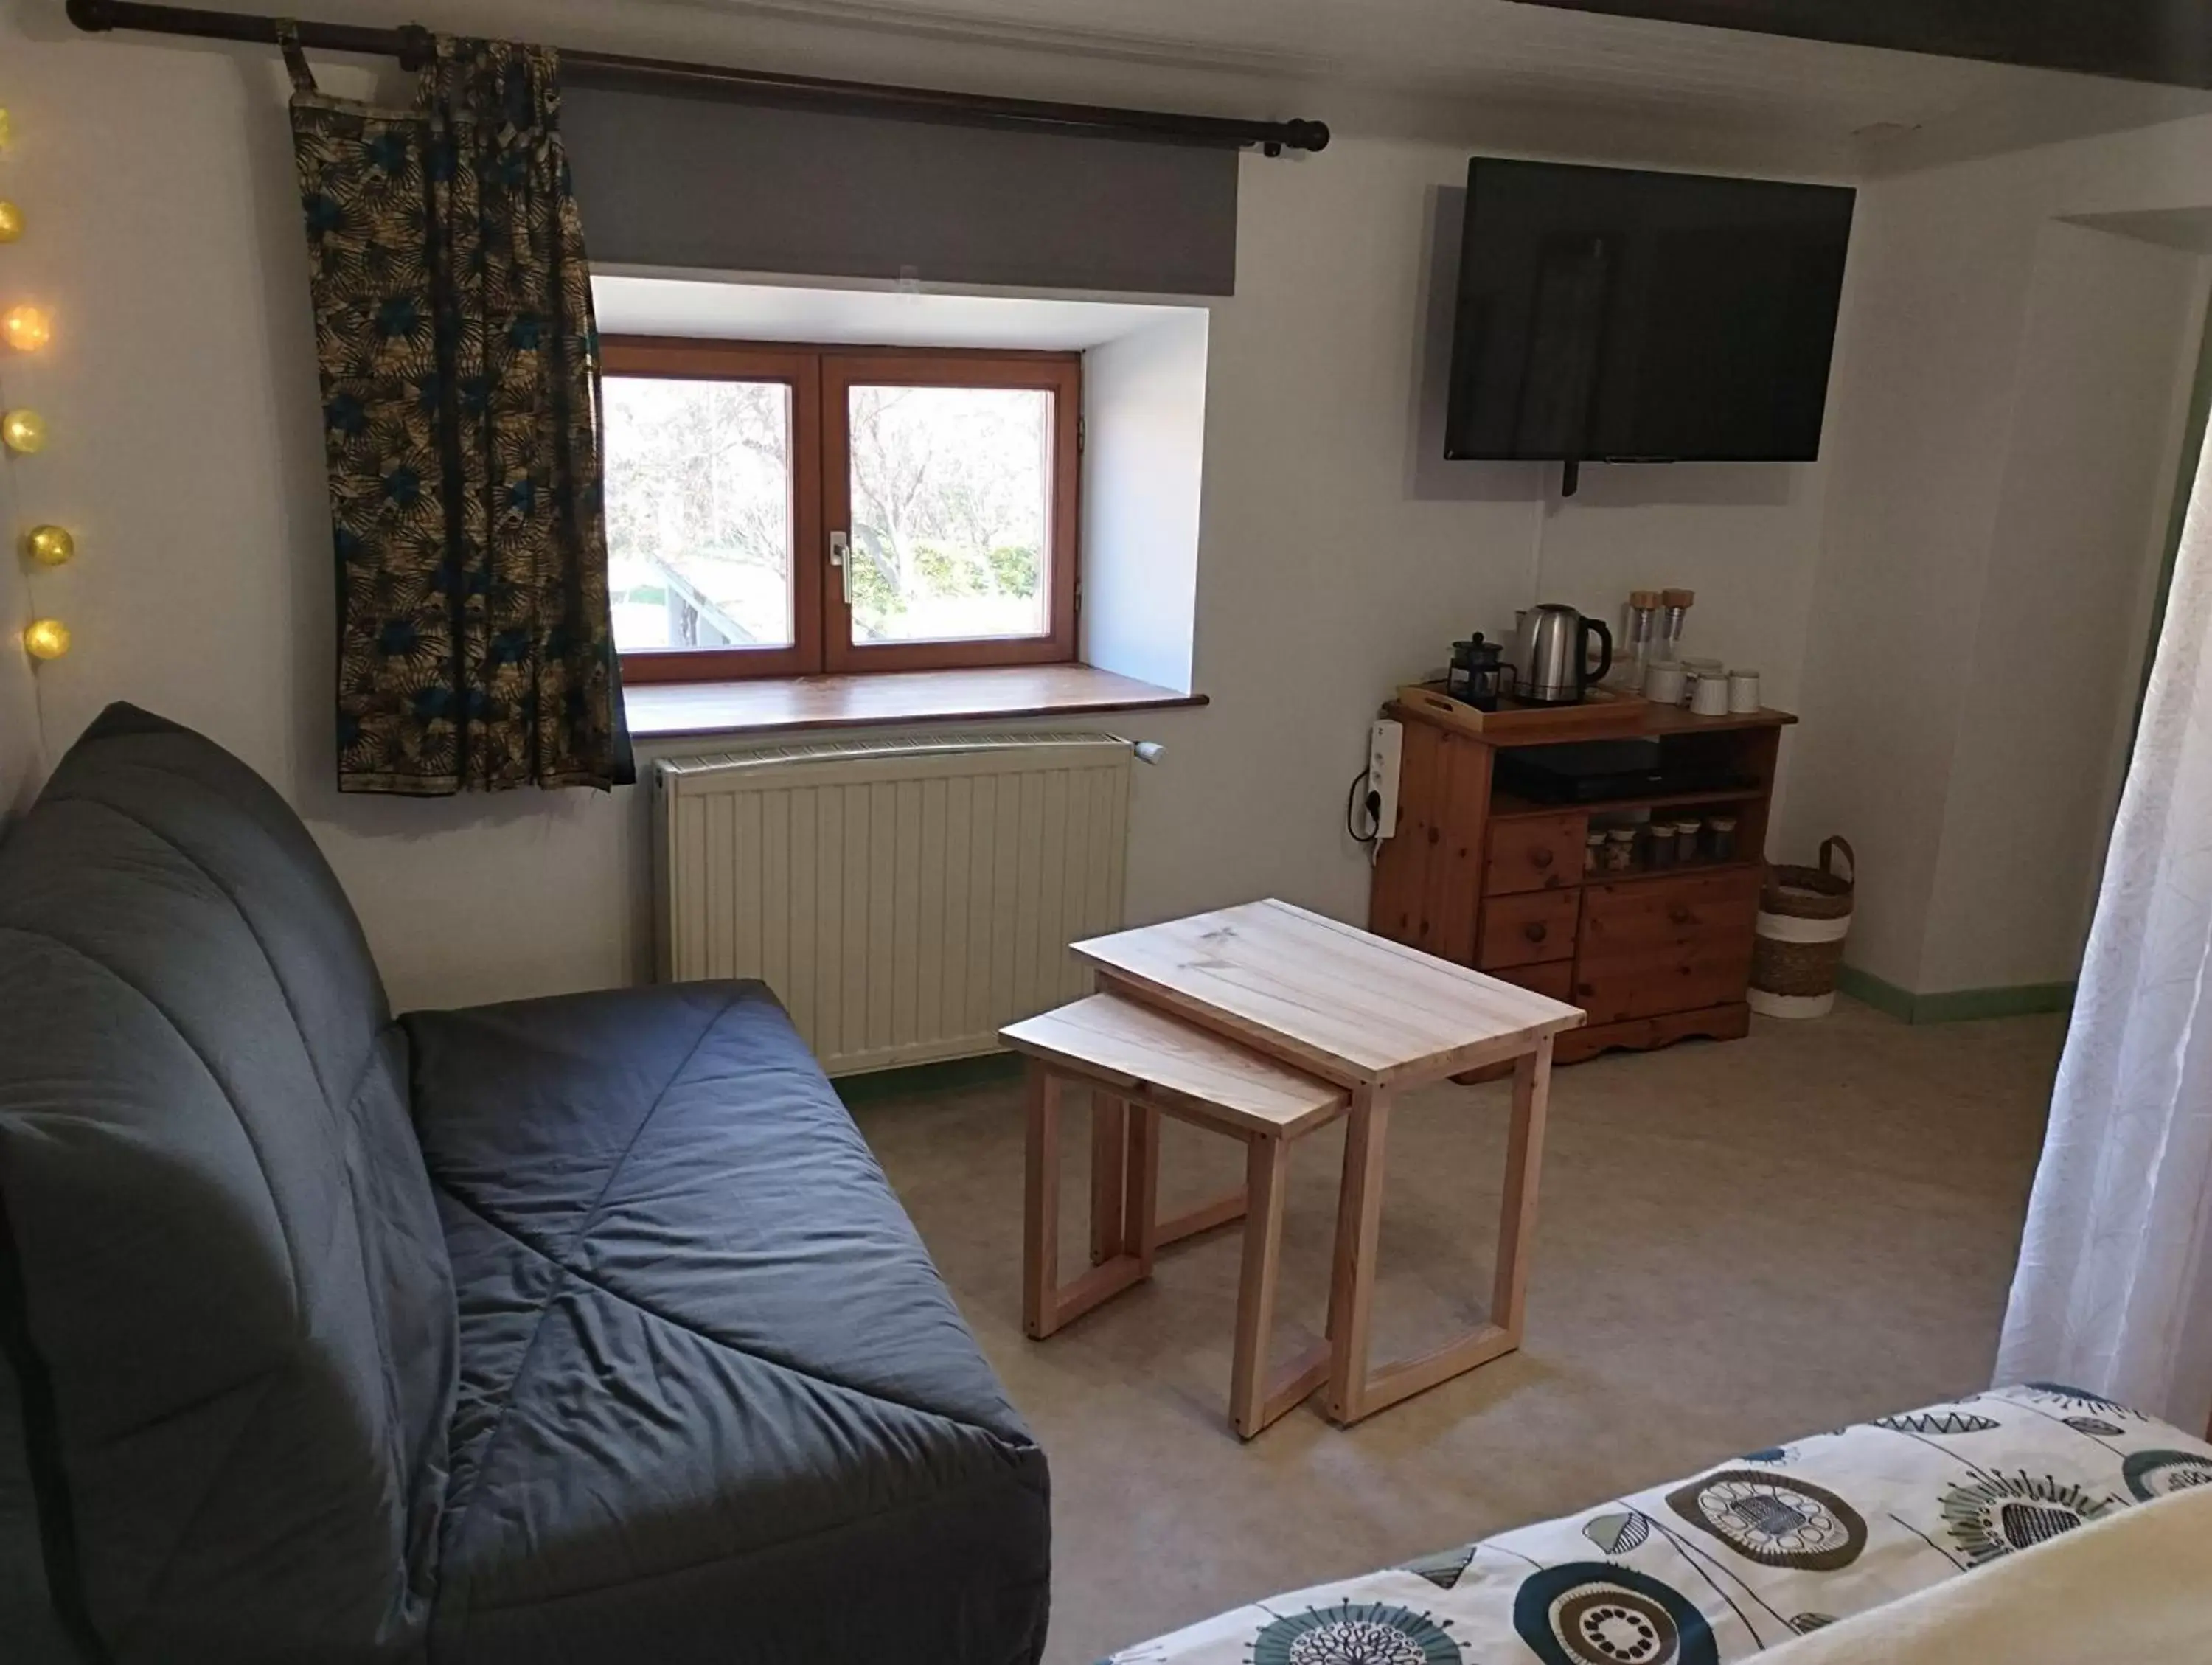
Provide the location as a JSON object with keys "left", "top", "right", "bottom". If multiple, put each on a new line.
{"left": 1068, "top": 899, "right": 1586, "bottom": 1426}
{"left": 1004, "top": 992, "right": 1351, "bottom": 1438}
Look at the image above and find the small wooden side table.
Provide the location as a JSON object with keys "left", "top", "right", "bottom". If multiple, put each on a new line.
{"left": 1002, "top": 993, "right": 1350, "bottom": 1438}
{"left": 1073, "top": 899, "right": 1585, "bottom": 1425}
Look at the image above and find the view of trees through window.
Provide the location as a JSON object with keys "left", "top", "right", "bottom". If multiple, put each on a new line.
{"left": 844, "top": 385, "right": 1051, "bottom": 644}
{"left": 603, "top": 375, "right": 1053, "bottom": 658}
{"left": 603, "top": 378, "right": 796, "bottom": 653}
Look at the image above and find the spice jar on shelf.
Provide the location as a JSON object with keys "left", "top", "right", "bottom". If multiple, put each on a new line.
{"left": 1671, "top": 817, "right": 1703, "bottom": 863}
{"left": 1585, "top": 830, "right": 1606, "bottom": 874}
{"left": 1604, "top": 827, "right": 1639, "bottom": 872}
{"left": 1656, "top": 588, "right": 1694, "bottom": 667}
{"left": 1707, "top": 814, "right": 1739, "bottom": 863}
{"left": 1647, "top": 822, "right": 1678, "bottom": 869}
{"left": 1620, "top": 590, "right": 1661, "bottom": 691}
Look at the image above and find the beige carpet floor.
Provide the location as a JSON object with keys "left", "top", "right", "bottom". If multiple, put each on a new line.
{"left": 846, "top": 996, "right": 2063, "bottom": 1665}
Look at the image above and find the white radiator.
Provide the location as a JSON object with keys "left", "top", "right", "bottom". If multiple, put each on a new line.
{"left": 653, "top": 731, "right": 1133, "bottom": 1076}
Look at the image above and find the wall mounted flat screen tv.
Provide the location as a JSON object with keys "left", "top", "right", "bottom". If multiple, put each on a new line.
{"left": 1444, "top": 159, "right": 1855, "bottom": 467}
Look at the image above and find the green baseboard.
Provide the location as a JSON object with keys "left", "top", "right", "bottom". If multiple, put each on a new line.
{"left": 834, "top": 1049, "right": 1024, "bottom": 1105}
{"left": 1833, "top": 965, "right": 1917, "bottom": 1021}
{"left": 1834, "top": 965, "right": 2075, "bottom": 1025}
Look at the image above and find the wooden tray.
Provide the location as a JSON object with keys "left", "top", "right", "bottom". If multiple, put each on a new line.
{"left": 1394, "top": 681, "right": 1649, "bottom": 743}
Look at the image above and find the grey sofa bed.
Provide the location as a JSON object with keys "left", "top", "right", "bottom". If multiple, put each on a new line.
{"left": 0, "top": 704, "right": 1051, "bottom": 1664}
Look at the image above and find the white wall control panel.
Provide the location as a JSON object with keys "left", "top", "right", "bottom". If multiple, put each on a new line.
{"left": 1367, "top": 719, "right": 1402, "bottom": 839}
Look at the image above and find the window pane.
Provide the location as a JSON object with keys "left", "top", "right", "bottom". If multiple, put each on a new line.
{"left": 604, "top": 377, "right": 794, "bottom": 653}
{"left": 846, "top": 385, "right": 1052, "bottom": 644}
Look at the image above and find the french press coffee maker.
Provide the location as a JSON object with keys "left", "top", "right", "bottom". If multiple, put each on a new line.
{"left": 1447, "top": 634, "right": 1511, "bottom": 712}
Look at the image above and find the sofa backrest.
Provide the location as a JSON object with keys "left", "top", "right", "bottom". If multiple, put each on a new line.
{"left": 0, "top": 705, "right": 456, "bottom": 1662}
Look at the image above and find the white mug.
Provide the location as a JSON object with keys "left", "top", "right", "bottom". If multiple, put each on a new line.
{"left": 1680, "top": 657, "right": 1724, "bottom": 708}
{"left": 1728, "top": 670, "right": 1761, "bottom": 714}
{"left": 1643, "top": 661, "right": 1686, "bottom": 704}
{"left": 1691, "top": 674, "right": 1731, "bottom": 717}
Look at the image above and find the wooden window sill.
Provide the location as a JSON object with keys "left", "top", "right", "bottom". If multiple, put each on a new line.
{"left": 622, "top": 663, "right": 1207, "bottom": 742}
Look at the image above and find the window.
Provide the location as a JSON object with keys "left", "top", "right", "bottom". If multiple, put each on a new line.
{"left": 602, "top": 338, "right": 1081, "bottom": 681}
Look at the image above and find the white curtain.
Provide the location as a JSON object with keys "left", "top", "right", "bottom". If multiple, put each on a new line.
{"left": 1994, "top": 434, "right": 2212, "bottom": 1432}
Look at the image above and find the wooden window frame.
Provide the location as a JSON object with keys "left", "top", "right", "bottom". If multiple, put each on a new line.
{"left": 602, "top": 336, "right": 1081, "bottom": 684}
{"left": 605, "top": 338, "right": 824, "bottom": 684}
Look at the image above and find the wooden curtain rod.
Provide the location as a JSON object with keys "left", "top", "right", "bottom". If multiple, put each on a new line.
{"left": 64, "top": 0, "right": 1332, "bottom": 153}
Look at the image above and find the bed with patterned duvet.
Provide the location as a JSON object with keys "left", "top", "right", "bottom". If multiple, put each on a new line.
{"left": 1100, "top": 1382, "right": 2212, "bottom": 1664}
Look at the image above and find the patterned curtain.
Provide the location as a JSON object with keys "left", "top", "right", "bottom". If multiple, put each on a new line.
{"left": 285, "top": 29, "right": 633, "bottom": 793}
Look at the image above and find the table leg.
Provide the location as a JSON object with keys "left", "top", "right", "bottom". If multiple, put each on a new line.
{"left": 1491, "top": 1037, "right": 1553, "bottom": 1343}
{"left": 1090, "top": 1092, "right": 1127, "bottom": 1265}
{"left": 1230, "top": 1135, "right": 1289, "bottom": 1437}
{"left": 1322, "top": 1040, "right": 1557, "bottom": 1424}
{"left": 1021, "top": 1063, "right": 1062, "bottom": 1340}
{"left": 1124, "top": 1101, "right": 1161, "bottom": 1278}
{"left": 1026, "top": 1067, "right": 1152, "bottom": 1340}
{"left": 1323, "top": 1084, "right": 1390, "bottom": 1424}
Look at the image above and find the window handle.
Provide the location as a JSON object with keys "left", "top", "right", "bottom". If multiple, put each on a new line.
{"left": 829, "top": 529, "right": 852, "bottom": 605}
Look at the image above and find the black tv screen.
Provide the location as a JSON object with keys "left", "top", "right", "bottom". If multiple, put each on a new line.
{"left": 1444, "top": 159, "right": 1854, "bottom": 464}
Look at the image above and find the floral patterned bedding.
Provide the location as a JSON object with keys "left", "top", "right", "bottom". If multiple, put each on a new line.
{"left": 1103, "top": 1383, "right": 2212, "bottom": 1665}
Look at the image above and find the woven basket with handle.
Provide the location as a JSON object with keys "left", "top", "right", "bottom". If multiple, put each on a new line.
{"left": 1751, "top": 837, "right": 1854, "bottom": 1009}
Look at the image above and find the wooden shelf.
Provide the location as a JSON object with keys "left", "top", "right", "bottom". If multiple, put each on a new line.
{"left": 1489, "top": 785, "right": 1762, "bottom": 821}
{"left": 1580, "top": 859, "right": 1763, "bottom": 887}
{"left": 1638, "top": 704, "right": 1798, "bottom": 736}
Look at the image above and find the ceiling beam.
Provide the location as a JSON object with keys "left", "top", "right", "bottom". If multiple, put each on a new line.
{"left": 1506, "top": 0, "right": 2212, "bottom": 90}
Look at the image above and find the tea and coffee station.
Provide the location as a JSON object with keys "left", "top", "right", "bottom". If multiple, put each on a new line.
{"left": 1364, "top": 589, "right": 1795, "bottom": 1065}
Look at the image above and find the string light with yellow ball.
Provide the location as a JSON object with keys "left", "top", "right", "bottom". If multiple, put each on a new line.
{"left": 2, "top": 303, "right": 48, "bottom": 352}
{"left": 21, "top": 619, "right": 69, "bottom": 662}
{"left": 1, "top": 407, "right": 44, "bottom": 453}
{"left": 2, "top": 104, "right": 71, "bottom": 667}
{"left": 24, "top": 524, "right": 72, "bottom": 566}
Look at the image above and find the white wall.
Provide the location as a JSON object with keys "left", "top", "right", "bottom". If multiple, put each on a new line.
{"left": 1, "top": 1, "right": 1884, "bottom": 1011}
{"left": 1079, "top": 311, "right": 1207, "bottom": 694}
{"left": 1778, "top": 161, "right": 2050, "bottom": 987}
{"left": 1779, "top": 118, "right": 2212, "bottom": 995}
{"left": 1919, "top": 223, "right": 2202, "bottom": 991}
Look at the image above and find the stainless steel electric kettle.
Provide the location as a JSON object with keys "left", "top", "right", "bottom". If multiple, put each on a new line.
{"left": 1518, "top": 604, "right": 1613, "bottom": 705}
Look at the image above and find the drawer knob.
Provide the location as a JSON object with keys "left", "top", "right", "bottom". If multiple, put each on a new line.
{"left": 1531, "top": 848, "right": 1554, "bottom": 869}
{"left": 1523, "top": 922, "right": 1548, "bottom": 943}
{"left": 1669, "top": 906, "right": 1694, "bottom": 925}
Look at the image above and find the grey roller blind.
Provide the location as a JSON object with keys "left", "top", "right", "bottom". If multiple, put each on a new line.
{"left": 560, "top": 80, "right": 1240, "bottom": 296}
